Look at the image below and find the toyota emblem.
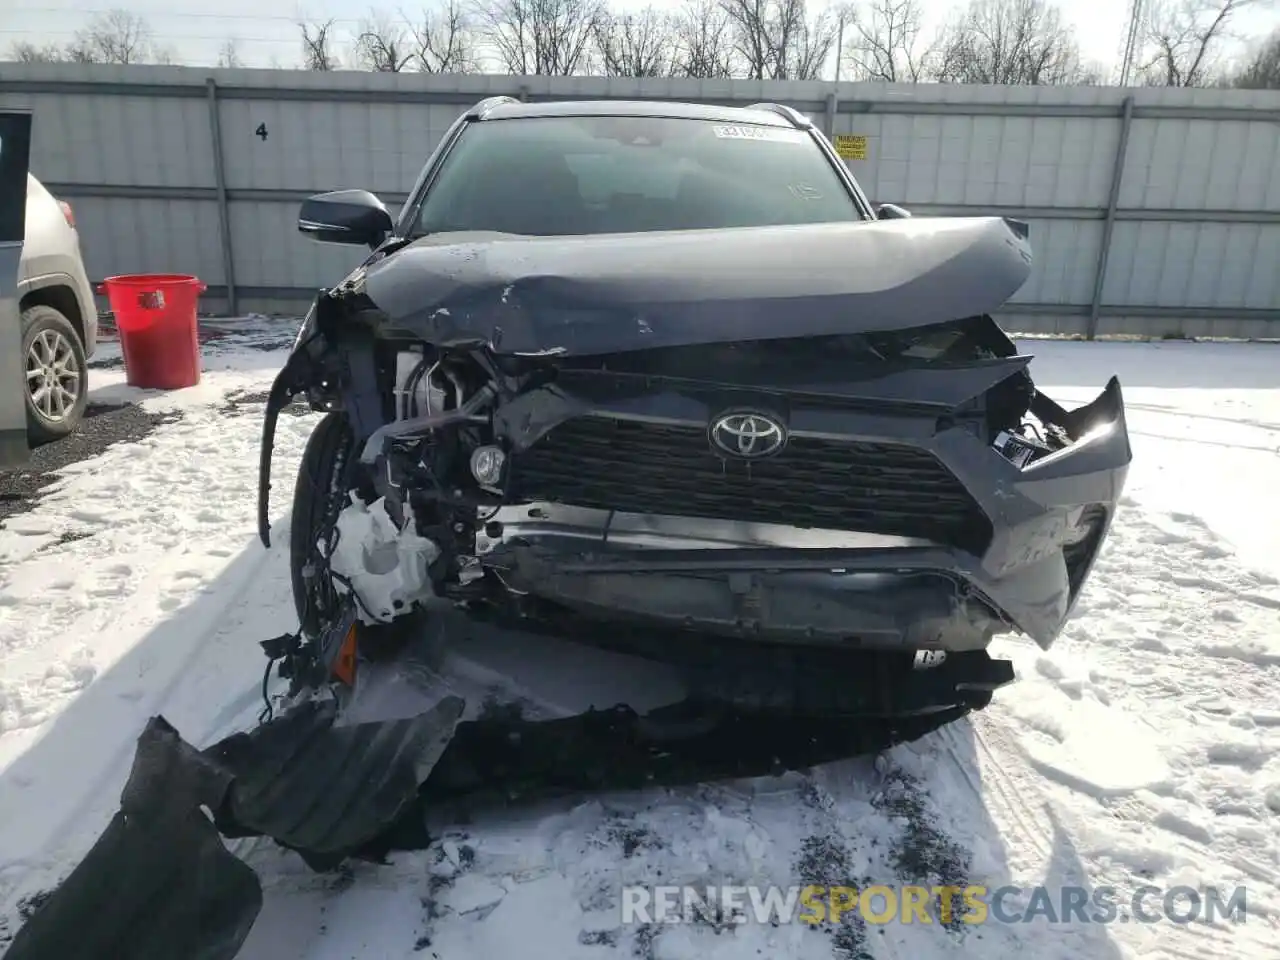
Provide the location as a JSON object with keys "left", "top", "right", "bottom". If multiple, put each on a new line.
{"left": 709, "top": 412, "right": 787, "bottom": 459}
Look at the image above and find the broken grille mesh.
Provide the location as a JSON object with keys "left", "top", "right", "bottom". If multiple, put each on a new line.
{"left": 507, "top": 416, "right": 993, "bottom": 555}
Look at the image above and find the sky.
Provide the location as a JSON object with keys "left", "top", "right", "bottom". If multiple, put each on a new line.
{"left": 3, "top": 0, "right": 1279, "bottom": 79}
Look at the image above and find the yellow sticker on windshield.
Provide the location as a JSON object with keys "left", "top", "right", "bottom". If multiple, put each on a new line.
{"left": 713, "top": 125, "right": 805, "bottom": 143}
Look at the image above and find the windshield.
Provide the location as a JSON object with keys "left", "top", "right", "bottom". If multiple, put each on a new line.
{"left": 412, "top": 115, "right": 863, "bottom": 238}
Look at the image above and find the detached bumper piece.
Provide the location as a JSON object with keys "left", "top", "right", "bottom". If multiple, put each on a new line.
{"left": 5, "top": 650, "right": 1010, "bottom": 959}
{"left": 2, "top": 718, "right": 259, "bottom": 960}
{"left": 5, "top": 702, "right": 464, "bottom": 960}
{"left": 207, "top": 696, "right": 464, "bottom": 870}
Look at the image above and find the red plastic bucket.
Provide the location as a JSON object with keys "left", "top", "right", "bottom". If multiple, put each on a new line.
{"left": 100, "top": 274, "right": 206, "bottom": 390}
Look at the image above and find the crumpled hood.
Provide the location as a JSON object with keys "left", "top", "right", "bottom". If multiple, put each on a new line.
{"left": 360, "top": 217, "right": 1033, "bottom": 356}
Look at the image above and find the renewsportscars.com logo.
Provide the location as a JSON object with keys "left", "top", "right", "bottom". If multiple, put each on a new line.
{"left": 620, "top": 884, "right": 1249, "bottom": 927}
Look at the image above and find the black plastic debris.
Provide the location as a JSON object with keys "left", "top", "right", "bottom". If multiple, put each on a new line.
{"left": 3, "top": 681, "right": 982, "bottom": 960}
{"left": 2, "top": 717, "right": 261, "bottom": 960}
{"left": 420, "top": 701, "right": 973, "bottom": 807}
{"left": 205, "top": 696, "right": 464, "bottom": 866}
{"left": 3, "top": 699, "right": 466, "bottom": 957}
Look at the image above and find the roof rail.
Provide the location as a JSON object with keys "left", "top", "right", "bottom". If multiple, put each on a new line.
{"left": 465, "top": 96, "right": 521, "bottom": 120}
{"left": 745, "top": 102, "right": 813, "bottom": 129}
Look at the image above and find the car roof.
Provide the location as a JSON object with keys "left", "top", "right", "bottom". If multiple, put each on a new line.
{"left": 476, "top": 99, "right": 801, "bottom": 128}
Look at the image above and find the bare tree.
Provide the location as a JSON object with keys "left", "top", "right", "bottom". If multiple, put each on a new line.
{"left": 300, "top": 18, "right": 342, "bottom": 70}
{"left": 1140, "top": 0, "right": 1258, "bottom": 86}
{"left": 932, "top": 0, "right": 1087, "bottom": 84}
{"left": 64, "top": 41, "right": 101, "bottom": 64}
{"left": 843, "top": 0, "right": 936, "bottom": 81}
{"left": 785, "top": 4, "right": 838, "bottom": 79}
{"left": 355, "top": 10, "right": 415, "bottom": 70}
{"left": 594, "top": 7, "right": 677, "bottom": 76}
{"left": 414, "top": 0, "right": 480, "bottom": 71}
{"left": 1232, "top": 28, "right": 1280, "bottom": 87}
{"left": 70, "top": 9, "right": 157, "bottom": 64}
{"left": 672, "top": 0, "right": 736, "bottom": 76}
{"left": 8, "top": 41, "right": 64, "bottom": 63}
{"left": 721, "top": 0, "right": 768, "bottom": 76}
{"left": 477, "top": 0, "right": 605, "bottom": 75}
{"left": 720, "top": 0, "right": 837, "bottom": 80}
{"left": 217, "top": 40, "right": 243, "bottom": 68}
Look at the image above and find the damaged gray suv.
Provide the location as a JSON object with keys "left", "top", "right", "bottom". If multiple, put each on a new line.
{"left": 258, "top": 97, "right": 1132, "bottom": 740}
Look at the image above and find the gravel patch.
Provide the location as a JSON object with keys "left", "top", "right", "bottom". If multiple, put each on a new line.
{"left": 220, "top": 389, "right": 272, "bottom": 415}
{"left": 220, "top": 389, "right": 311, "bottom": 419}
{"left": 0, "top": 404, "right": 180, "bottom": 523}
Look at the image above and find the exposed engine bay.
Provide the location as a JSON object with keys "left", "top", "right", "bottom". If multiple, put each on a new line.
{"left": 278, "top": 312, "right": 1082, "bottom": 694}
{"left": 301, "top": 314, "right": 1082, "bottom": 624}
{"left": 248, "top": 221, "right": 1129, "bottom": 724}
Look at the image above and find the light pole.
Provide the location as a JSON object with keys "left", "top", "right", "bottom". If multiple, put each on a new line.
{"left": 835, "top": 7, "right": 847, "bottom": 81}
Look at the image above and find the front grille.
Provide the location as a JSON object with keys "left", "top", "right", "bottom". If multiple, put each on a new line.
{"left": 507, "top": 417, "right": 992, "bottom": 555}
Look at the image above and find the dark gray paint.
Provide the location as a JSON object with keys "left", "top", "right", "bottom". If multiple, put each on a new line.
{"left": 359, "top": 216, "right": 1033, "bottom": 356}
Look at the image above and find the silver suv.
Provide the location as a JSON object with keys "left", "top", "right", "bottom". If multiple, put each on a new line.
{"left": 18, "top": 174, "right": 98, "bottom": 443}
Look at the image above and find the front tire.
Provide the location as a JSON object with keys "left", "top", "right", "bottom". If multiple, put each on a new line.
{"left": 288, "top": 411, "right": 426, "bottom": 661}
{"left": 290, "top": 411, "right": 355, "bottom": 638}
{"left": 22, "top": 305, "right": 88, "bottom": 444}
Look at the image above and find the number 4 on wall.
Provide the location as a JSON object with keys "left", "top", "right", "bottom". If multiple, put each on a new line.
{"left": 255, "top": 123, "right": 268, "bottom": 141}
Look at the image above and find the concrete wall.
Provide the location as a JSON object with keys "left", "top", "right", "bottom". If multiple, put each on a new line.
{"left": 2, "top": 62, "right": 1279, "bottom": 338}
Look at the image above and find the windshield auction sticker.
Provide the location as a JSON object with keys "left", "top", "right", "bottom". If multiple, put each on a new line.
{"left": 712, "top": 125, "right": 806, "bottom": 143}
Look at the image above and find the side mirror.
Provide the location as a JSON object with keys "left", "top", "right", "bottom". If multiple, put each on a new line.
{"left": 298, "top": 190, "right": 393, "bottom": 247}
{"left": 876, "top": 203, "right": 912, "bottom": 220}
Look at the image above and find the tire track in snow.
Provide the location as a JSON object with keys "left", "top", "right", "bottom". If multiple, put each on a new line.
{"left": 976, "top": 500, "right": 1280, "bottom": 959}
{"left": 949, "top": 719, "right": 1054, "bottom": 864}
{"left": 1114, "top": 401, "right": 1280, "bottom": 437}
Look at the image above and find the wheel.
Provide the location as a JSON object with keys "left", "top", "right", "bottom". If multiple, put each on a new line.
{"left": 289, "top": 410, "right": 426, "bottom": 662}
{"left": 22, "top": 305, "right": 88, "bottom": 444}
{"left": 290, "top": 411, "right": 356, "bottom": 638}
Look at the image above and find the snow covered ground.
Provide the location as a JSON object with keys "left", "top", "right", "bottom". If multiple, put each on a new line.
{"left": 1, "top": 329, "right": 1278, "bottom": 960}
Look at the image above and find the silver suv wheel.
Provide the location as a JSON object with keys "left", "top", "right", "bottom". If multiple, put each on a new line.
{"left": 26, "top": 326, "right": 81, "bottom": 422}
{"left": 20, "top": 303, "right": 89, "bottom": 443}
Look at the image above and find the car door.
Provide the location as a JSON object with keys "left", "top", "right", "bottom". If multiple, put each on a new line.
{"left": 0, "top": 110, "right": 33, "bottom": 467}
